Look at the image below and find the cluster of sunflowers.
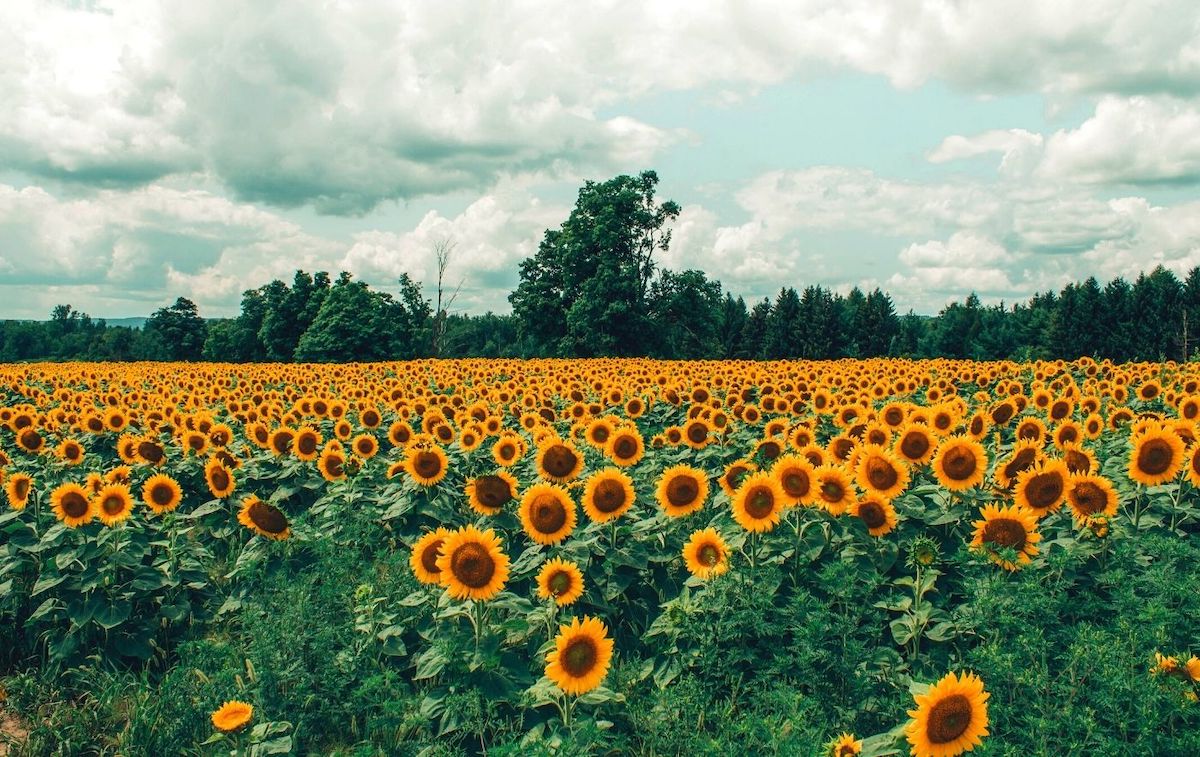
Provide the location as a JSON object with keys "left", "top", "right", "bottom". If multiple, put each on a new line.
{"left": 2, "top": 356, "right": 1199, "bottom": 754}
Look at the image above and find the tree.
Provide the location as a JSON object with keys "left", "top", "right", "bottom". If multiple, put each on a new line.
{"left": 763, "top": 287, "right": 801, "bottom": 359}
{"left": 259, "top": 271, "right": 330, "bottom": 360}
{"left": 431, "top": 237, "right": 464, "bottom": 357}
{"left": 509, "top": 170, "right": 680, "bottom": 356}
{"left": 145, "top": 297, "right": 207, "bottom": 361}
{"left": 647, "top": 269, "right": 724, "bottom": 358}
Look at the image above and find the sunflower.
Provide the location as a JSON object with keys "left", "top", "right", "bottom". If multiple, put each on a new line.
{"left": 237, "top": 495, "right": 291, "bottom": 540}
{"left": 971, "top": 504, "right": 1041, "bottom": 571}
{"left": 854, "top": 445, "right": 909, "bottom": 500}
{"left": 142, "top": 473, "right": 182, "bottom": 514}
{"left": 995, "top": 439, "right": 1044, "bottom": 489}
{"left": 894, "top": 423, "right": 936, "bottom": 466}
{"left": 718, "top": 459, "right": 757, "bottom": 498}
{"left": 466, "top": 471, "right": 518, "bottom": 516}
{"left": 850, "top": 497, "right": 898, "bottom": 536}
{"left": 545, "top": 615, "right": 614, "bottom": 696}
{"left": 931, "top": 436, "right": 987, "bottom": 491}
{"left": 731, "top": 472, "right": 786, "bottom": 532}
{"left": 492, "top": 435, "right": 524, "bottom": 467}
{"left": 404, "top": 444, "right": 449, "bottom": 487}
{"left": 50, "top": 482, "right": 94, "bottom": 527}
{"left": 136, "top": 438, "right": 167, "bottom": 466}
{"left": 905, "top": 671, "right": 989, "bottom": 757}
{"left": 5, "top": 472, "right": 32, "bottom": 510}
{"left": 1060, "top": 442, "right": 1096, "bottom": 475}
{"left": 292, "top": 426, "right": 322, "bottom": 461}
{"left": 813, "top": 464, "right": 855, "bottom": 516}
{"left": 268, "top": 428, "right": 295, "bottom": 457}
{"left": 536, "top": 441, "right": 584, "bottom": 483}
{"left": 56, "top": 438, "right": 85, "bottom": 465}
{"left": 682, "top": 527, "right": 730, "bottom": 580}
{"left": 351, "top": 433, "right": 379, "bottom": 460}
{"left": 770, "top": 454, "right": 815, "bottom": 506}
{"left": 317, "top": 445, "right": 347, "bottom": 482}
{"left": 204, "top": 458, "right": 236, "bottom": 499}
{"left": 410, "top": 527, "right": 452, "bottom": 585}
{"left": 582, "top": 467, "right": 635, "bottom": 523}
{"left": 655, "top": 465, "right": 709, "bottom": 518}
{"left": 584, "top": 417, "right": 614, "bottom": 448}
{"left": 606, "top": 427, "right": 645, "bottom": 467}
{"left": 1129, "top": 425, "right": 1185, "bottom": 486}
{"left": 211, "top": 700, "right": 253, "bottom": 733}
{"left": 681, "top": 418, "right": 712, "bottom": 449}
{"left": 827, "top": 733, "right": 863, "bottom": 757}
{"left": 1065, "top": 473, "right": 1119, "bottom": 523}
{"left": 1013, "top": 459, "right": 1068, "bottom": 517}
{"left": 536, "top": 557, "right": 585, "bottom": 606}
{"left": 519, "top": 483, "right": 577, "bottom": 545}
{"left": 436, "top": 525, "right": 510, "bottom": 601}
{"left": 93, "top": 483, "right": 133, "bottom": 526}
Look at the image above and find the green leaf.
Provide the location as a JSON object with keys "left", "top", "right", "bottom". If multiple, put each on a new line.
{"left": 414, "top": 646, "right": 447, "bottom": 680}
{"left": 31, "top": 573, "right": 67, "bottom": 595}
{"left": 182, "top": 500, "right": 224, "bottom": 519}
{"left": 94, "top": 600, "right": 132, "bottom": 630}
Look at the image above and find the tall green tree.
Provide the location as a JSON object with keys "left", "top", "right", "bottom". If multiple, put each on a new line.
{"left": 647, "top": 269, "right": 724, "bottom": 358}
{"left": 145, "top": 297, "right": 207, "bottom": 361}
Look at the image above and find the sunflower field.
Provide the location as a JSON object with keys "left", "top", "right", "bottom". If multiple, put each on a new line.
{"left": 2, "top": 358, "right": 1200, "bottom": 755}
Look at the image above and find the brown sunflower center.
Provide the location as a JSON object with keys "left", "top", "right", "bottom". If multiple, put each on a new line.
{"left": 820, "top": 480, "right": 845, "bottom": 503}
{"left": 981, "top": 518, "right": 1027, "bottom": 550}
{"left": 297, "top": 433, "right": 318, "bottom": 455}
{"left": 247, "top": 500, "right": 289, "bottom": 535}
{"left": 591, "top": 478, "right": 628, "bottom": 513}
{"left": 991, "top": 403, "right": 1014, "bottom": 425}
{"left": 61, "top": 491, "right": 89, "bottom": 518}
{"left": 420, "top": 539, "right": 445, "bottom": 575}
{"left": 759, "top": 441, "right": 781, "bottom": 460}
{"left": 561, "top": 637, "right": 599, "bottom": 677}
{"left": 900, "top": 432, "right": 930, "bottom": 459}
{"left": 697, "top": 543, "right": 721, "bottom": 567}
{"left": 744, "top": 486, "right": 775, "bottom": 518}
{"left": 1024, "top": 471, "right": 1064, "bottom": 509}
{"left": 590, "top": 426, "right": 611, "bottom": 444}
{"left": 1065, "top": 449, "right": 1091, "bottom": 474}
{"left": 781, "top": 468, "right": 810, "bottom": 498}
{"left": 497, "top": 442, "right": 516, "bottom": 460}
{"left": 612, "top": 435, "right": 638, "bottom": 459}
{"left": 665, "top": 475, "right": 701, "bottom": 507}
{"left": 450, "top": 542, "right": 496, "bottom": 588}
{"left": 858, "top": 501, "right": 887, "bottom": 529}
{"left": 884, "top": 407, "right": 905, "bottom": 426}
{"left": 210, "top": 467, "right": 230, "bottom": 492}
{"left": 941, "top": 445, "right": 978, "bottom": 481}
{"left": 150, "top": 482, "right": 175, "bottom": 506}
{"left": 362, "top": 410, "right": 380, "bottom": 427}
{"left": 20, "top": 429, "right": 42, "bottom": 449}
{"left": 324, "top": 454, "right": 345, "bottom": 477}
{"left": 272, "top": 432, "right": 294, "bottom": 454}
{"left": 1002, "top": 448, "right": 1038, "bottom": 483}
{"left": 412, "top": 451, "right": 443, "bottom": 479}
{"left": 15, "top": 478, "right": 30, "bottom": 499}
{"left": 1070, "top": 481, "right": 1110, "bottom": 515}
{"left": 475, "top": 476, "right": 513, "bottom": 509}
{"left": 542, "top": 445, "right": 579, "bottom": 478}
{"left": 138, "top": 440, "right": 164, "bottom": 463}
{"left": 685, "top": 422, "right": 708, "bottom": 443}
{"left": 102, "top": 494, "right": 126, "bottom": 516}
{"left": 1137, "top": 438, "right": 1174, "bottom": 475}
{"left": 925, "top": 693, "right": 974, "bottom": 745}
{"left": 529, "top": 494, "right": 568, "bottom": 534}
{"left": 548, "top": 570, "right": 572, "bottom": 596}
{"left": 864, "top": 456, "right": 899, "bottom": 490}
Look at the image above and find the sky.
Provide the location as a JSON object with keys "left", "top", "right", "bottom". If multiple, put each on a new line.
{"left": 2, "top": 1, "right": 1200, "bottom": 320}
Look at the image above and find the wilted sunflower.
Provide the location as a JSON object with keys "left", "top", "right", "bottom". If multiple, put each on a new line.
{"left": 410, "top": 527, "right": 452, "bottom": 585}
{"left": 211, "top": 700, "right": 253, "bottom": 733}
{"left": 545, "top": 615, "right": 614, "bottom": 696}
{"left": 1013, "top": 459, "right": 1068, "bottom": 517}
{"left": 5, "top": 472, "right": 32, "bottom": 510}
{"left": 655, "top": 465, "right": 709, "bottom": 518}
{"left": 536, "top": 557, "right": 585, "bottom": 606}
{"left": 931, "top": 436, "right": 987, "bottom": 491}
{"left": 812, "top": 464, "right": 855, "bottom": 516}
{"left": 142, "top": 473, "right": 182, "bottom": 514}
{"left": 1065, "top": 472, "right": 1119, "bottom": 523}
{"left": 581, "top": 467, "right": 635, "bottom": 523}
{"left": 519, "top": 483, "right": 577, "bottom": 545}
{"left": 905, "top": 671, "right": 989, "bottom": 757}
{"left": 971, "top": 504, "right": 1040, "bottom": 571}
{"left": 606, "top": 427, "right": 645, "bottom": 467}
{"left": 850, "top": 497, "right": 899, "bottom": 537}
{"left": 770, "top": 454, "right": 815, "bottom": 506}
{"left": 94, "top": 483, "right": 133, "bottom": 526}
{"left": 50, "top": 482, "right": 94, "bottom": 527}
{"left": 731, "top": 472, "right": 786, "bottom": 533}
{"left": 204, "top": 458, "right": 236, "bottom": 499}
{"left": 465, "top": 471, "right": 518, "bottom": 516}
{"left": 536, "top": 441, "right": 584, "bottom": 483}
{"left": 404, "top": 444, "right": 449, "bottom": 487}
{"left": 1129, "top": 425, "right": 1185, "bottom": 486}
{"left": 436, "top": 525, "right": 510, "bottom": 601}
{"left": 682, "top": 527, "right": 730, "bottom": 580}
{"left": 237, "top": 495, "right": 291, "bottom": 540}
{"left": 854, "top": 444, "right": 910, "bottom": 500}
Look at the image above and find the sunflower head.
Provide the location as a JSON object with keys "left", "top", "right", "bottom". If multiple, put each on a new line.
{"left": 731, "top": 472, "right": 786, "bottom": 533}
{"left": 94, "top": 483, "right": 134, "bottom": 527}
{"left": 466, "top": 471, "right": 518, "bottom": 516}
{"left": 655, "top": 465, "right": 709, "bottom": 518}
{"left": 1129, "top": 425, "right": 1185, "bottom": 486}
{"left": 545, "top": 615, "right": 614, "bottom": 696}
{"left": 436, "top": 525, "right": 510, "bottom": 601}
{"left": 536, "top": 557, "right": 585, "bottom": 606}
{"left": 237, "top": 495, "right": 291, "bottom": 541}
{"left": 519, "top": 483, "right": 577, "bottom": 545}
{"left": 51, "top": 482, "right": 94, "bottom": 527}
{"left": 211, "top": 700, "right": 253, "bottom": 733}
{"left": 971, "top": 504, "right": 1041, "bottom": 571}
{"left": 854, "top": 444, "right": 909, "bottom": 499}
{"left": 410, "top": 527, "right": 452, "bottom": 585}
{"left": 683, "top": 527, "right": 730, "bottom": 580}
{"left": 931, "top": 436, "right": 987, "bottom": 492}
{"left": 905, "top": 671, "right": 989, "bottom": 757}
{"left": 582, "top": 467, "right": 635, "bottom": 523}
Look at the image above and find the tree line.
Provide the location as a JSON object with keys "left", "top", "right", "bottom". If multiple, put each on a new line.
{"left": 2, "top": 170, "right": 1198, "bottom": 363}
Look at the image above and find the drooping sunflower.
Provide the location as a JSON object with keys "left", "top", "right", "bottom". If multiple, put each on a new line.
{"left": 850, "top": 497, "right": 899, "bottom": 537}
{"left": 410, "top": 527, "right": 452, "bottom": 585}
{"left": 1013, "top": 459, "right": 1068, "bottom": 518}
{"left": 94, "top": 483, "right": 133, "bottom": 526}
{"left": 211, "top": 700, "right": 254, "bottom": 733}
{"left": 204, "top": 458, "right": 236, "bottom": 499}
{"left": 905, "top": 671, "right": 990, "bottom": 757}
{"left": 142, "top": 473, "right": 182, "bottom": 514}
{"left": 812, "top": 464, "right": 855, "bottom": 516}
{"left": 730, "top": 472, "right": 786, "bottom": 533}
{"left": 404, "top": 444, "right": 449, "bottom": 487}
{"left": 50, "top": 482, "right": 94, "bottom": 527}
{"left": 465, "top": 471, "right": 518, "bottom": 516}
{"left": 519, "top": 483, "right": 578, "bottom": 545}
{"left": 536, "top": 557, "right": 585, "bottom": 606}
{"left": 894, "top": 423, "right": 937, "bottom": 466}
{"left": 655, "top": 465, "right": 709, "bottom": 518}
{"left": 436, "top": 525, "right": 510, "bottom": 601}
{"left": 237, "top": 495, "right": 291, "bottom": 540}
{"left": 5, "top": 472, "right": 32, "bottom": 510}
{"left": 317, "top": 444, "right": 347, "bottom": 482}
{"left": 581, "top": 467, "right": 635, "bottom": 523}
{"left": 854, "top": 444, "right": 910, "bottom": 500}
{"left": 931, "top": 436, "right": 987, "bottom": 491}
{"left": 1128, "top": 425, "right": 1185, "bottom": 486}
{"left": 971, "top": 504, "right": 1041, "bottom": 571}
{"left": 536, "top": 441, "right": 584, "bottom": 483}
{"left": 1064, "top": 472, "right": 1119, "bottom": 523}
{"left": 545, "top": 615, "right": 614, "bottom": 696}
{"left": 771, "top": 454, "right": 815, "bottom": 506}
{"left": 682, "top": 527, "right": 730, "bottom": 580}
